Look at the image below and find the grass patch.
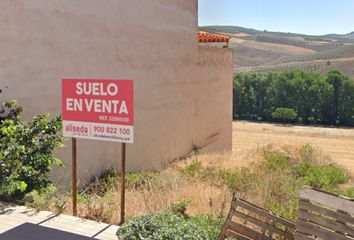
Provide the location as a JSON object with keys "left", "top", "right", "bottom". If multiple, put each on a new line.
{"left": 217, "top": 144, "right": 352, "bottom": 220}
{"left": 24, "top": 185, "right": 67, "bottom": 214}
{"left": 181, "top": 160, "right": 216, "bottom": 181}
{"left": 296, "top": 162, "right": 348, "bottom": 190}
{"left": 126, "top": 171, "right": 162, "bottom": 190}
{"left": 22, "top": 143, "right": 353, "bottom": 236}
{"left": 263, "top": 149, "right": 291, "bottom": 172}
{"left": 179, "top": 144, "right": 353, "bottom": 221}
{"left": 218, "top": 168, "right": 261, "bottom": 196}
{"left": 83, "top": 168, "right": 119, "bottom": 197}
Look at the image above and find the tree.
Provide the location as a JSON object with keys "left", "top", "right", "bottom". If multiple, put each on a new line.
{"left": 0, "top": 99, "right": 63, "bottom": 200}
{"left": 325, "top": 70, "right": 354, "bottom": 126}
{"left": 272, "top": 108, "right": 298, "bottom": 124}
{"left": 233, "top": 70, "right": 354, "bottom": 127}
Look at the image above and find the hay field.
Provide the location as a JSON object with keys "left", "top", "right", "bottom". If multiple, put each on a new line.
{"left": 37, "top": 121, "right": 354, "bottom": 224}
{"left": 233, "top": 121, "right": 354, "bottom": 176}
{"left": 230, "top": 38, "right": 315, "bottom": 68}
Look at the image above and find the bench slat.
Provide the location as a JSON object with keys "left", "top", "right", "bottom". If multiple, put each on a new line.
{"left": 298, "top": 208, "right": 354, "bottom": 237}
{"left": 299, "top": 199, "right": 354, "bottom": 225}
{"left": 300, "top": 188, "right": 354, "bottom": 215}
{"left": 295, "top": 187, "right": 354, "bottom": 240}
{"left": 219, "top": 194, "right": 295, "bottom": 240}
{"left": 227, "top": 221, "right": 273, "bottom": 240}
{"left": 296, "top": 218, "right": 349, "bottom": 240}
{"left": 294, "top": 232, "right": 315, "bottom": 240}
{"left": 232, "top": 210, "right": 294, "bottom": 239}
{"left": 225, "top": 229, "right": 251, "bottom": 240}
{"left": 237, "top": 198, "right": 295, "bottom": 229}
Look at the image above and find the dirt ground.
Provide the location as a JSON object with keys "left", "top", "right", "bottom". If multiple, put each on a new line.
{"left": 232, "top": 121, "right": 354, "bottom": 176}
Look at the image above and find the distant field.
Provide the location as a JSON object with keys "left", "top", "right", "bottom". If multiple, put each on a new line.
{"left": 200, "top": 25, "right": 354, "bottom": 78}
{"left": 235, "top": 58, "right": 354, "bottom": 78}
{"left": 278, "top": 44, "right": 354, "bottom": 63}
{"left": 232, "top": 39, "right": 354, "bottom": 77}
{"left": 232, "top": 121, "right": 354, "bottom": 177}
{"left": 318, "top": 59, "right": 354, "bottom": 77}
{"left": 230, "top": 38, "right": 316, "bottom": 68}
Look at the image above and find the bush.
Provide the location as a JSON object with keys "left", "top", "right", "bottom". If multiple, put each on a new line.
{"left": 190, "top": 214, "right": 225, "bottom": 240}
{"left": 181, "top": 160, "right": 203, "bottom": 177}
{"left": 263, "top": 150, "right": 291, "bottom": 172}
{"left": 117, "top": 199, "right": 225, "bottom": 240}
{"left": 297, "top": 162, "right": 348, "bottom": 190}
{"left": 0, "top": 100, "right": 22, "bottom": 123}
{"left": 117, "top": 211, "right": 213, "bottom": 240}
{"left": 218, "top": 168, "right": 261, "bottom": 196}
{"left": 181, "top": 161, "right": 216, "bottom": 181}
{"left": 272, "top": 108, "right": 297, "bottom": 124}
{"left": 24, "top": 185, "right": 57, "bottom": 211}
{"left": 84, "top": 169, "right": 119, "bottom": 196}
{"left": 126, "top": 171, "right": 162, "bottom": 190}
{"left": 170, "top": 199, "right": 191, "bottom": 217}
{"left": 0, "top": 100, "right": 63, "bottom": 200}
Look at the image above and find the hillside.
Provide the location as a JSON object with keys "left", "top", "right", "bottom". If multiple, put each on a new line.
{"left": 199, "top": 26, "right": 354, "bottom": 78}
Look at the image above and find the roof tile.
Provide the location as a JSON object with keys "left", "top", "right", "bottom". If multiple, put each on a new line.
{"left": 198, "top": 31, "right": 231, "bottom": 43}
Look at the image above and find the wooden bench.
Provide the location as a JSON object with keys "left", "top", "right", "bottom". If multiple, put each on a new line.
{"left": 295, "top": 186, "right": 354, "bottom": 240}
{"left": 219, "top": 194, "right": 295, "bottom": 240}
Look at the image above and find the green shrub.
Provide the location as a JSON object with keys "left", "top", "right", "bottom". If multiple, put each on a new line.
{"left": 190, "top": 214, "right": 225, "bottom": 240}
{"left": 101, "top": 168, "right": 119, "bottom": 190}
{"left": 263, "top": 150, "right": 291, "bottom": 172}
{"left": 77, "top": 193, "right": 92, "bottom": 204}
{"left": 86, "top": 170, "right": 164, "bottom": 195}
{"left": 298, "top": 144, "right": 317, "bottom": 163}
{"left": 218, "top": 170, "right": 238, "bottom": 190}
{"left": 218, "top": 168, "right": 261, "bottom": 195}
{"left": 181, "top": 161, "right": 216, "bottom": 181}
{"left": 24, "top": 185, "right": 57, "bottom": 211}
{"left": 0, "top": 100, "right": 63, "bottom": 200}
{"left": 117, "top": 211, "right": 213, "bottom": 240}
{"left": 264, "top": 175, "right": 300, "bottom": 220}
{"left": 117, "top": 199, "right": 224, "bottom": 240}
{"left": 85, "top": 169, "right": 119, "bottom": 196}
{"left": 272, "top": 108, "right": 298, "bottom": 123}
{"left": 297, "top": 163, "right": 348, "bottom": 190}
{"left": 0, "top": 100, "right": 22, "bottom": 123}
{"left": 126, "top": 171, "right": 162, "bottom": 190}
{"left": 181, "top": 160, "right": 203, "bottom": 177}
{"left": 170, "top": 199, "right": 191, "bottom": 218}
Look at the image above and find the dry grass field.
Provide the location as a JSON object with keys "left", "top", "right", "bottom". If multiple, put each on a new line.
{"left": 202, "top": 26, "right": 354, "bottom": 79}
{"left": 230, "top": 38, "right": 315, "bottom": 68}
{"left": 233, "top": 121, "right": 354, "bottom": 176}
{"left": 236, "top": 56, "right": 354, "bottom": 80}
{"left": 31, "top": 121, "right": 354, "bottom": 225}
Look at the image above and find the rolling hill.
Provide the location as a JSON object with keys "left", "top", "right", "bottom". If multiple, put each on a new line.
{"left": 199, "top": 26, "right": 354, "bottom": 78}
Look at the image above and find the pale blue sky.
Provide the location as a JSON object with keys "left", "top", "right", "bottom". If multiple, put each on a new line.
{"left": 198, "top": 0, "right": 354, "bottom": 35}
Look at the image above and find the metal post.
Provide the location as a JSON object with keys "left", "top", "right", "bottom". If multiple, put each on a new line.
{"left": 119, "top": 143, "right": 126, "bottom": 225}
{"left": 72, "top": 137, "right": 78, "bottom": 216}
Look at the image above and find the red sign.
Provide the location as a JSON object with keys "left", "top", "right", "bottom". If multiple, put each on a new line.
{"left": 62, "top": 79, "right": 134, "bottom": 143}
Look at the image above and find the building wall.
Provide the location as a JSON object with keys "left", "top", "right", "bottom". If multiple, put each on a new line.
{"left": 0, "top": 0, "right": 232, "bottom": 185}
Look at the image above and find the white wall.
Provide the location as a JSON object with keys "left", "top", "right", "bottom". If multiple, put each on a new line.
{"left": 0, "top": 0, "right": 232, "bottom": 185}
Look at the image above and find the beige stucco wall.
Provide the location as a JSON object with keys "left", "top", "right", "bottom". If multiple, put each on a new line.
{"left": 0, "top": 0, "right": 232, "bottom": 185}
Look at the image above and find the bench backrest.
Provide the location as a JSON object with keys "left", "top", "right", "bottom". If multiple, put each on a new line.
{"left": 219, "top": 194, "right": 295, "bottom": 240}
{"left": 295, "top": 187, "right": 354, "bottom": 240}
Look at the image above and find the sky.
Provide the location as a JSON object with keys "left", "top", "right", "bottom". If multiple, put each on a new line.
{"left": 198, "top": 0, "right": 354, "bottom": 36}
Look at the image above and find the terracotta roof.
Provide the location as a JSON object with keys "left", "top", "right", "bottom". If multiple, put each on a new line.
{"left": 198, "top": 31, "right": 231, "bottom": 43}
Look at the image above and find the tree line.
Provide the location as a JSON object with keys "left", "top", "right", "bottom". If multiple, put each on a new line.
{"left": 233, "top": 70, "right": 354, "bottom": 126}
